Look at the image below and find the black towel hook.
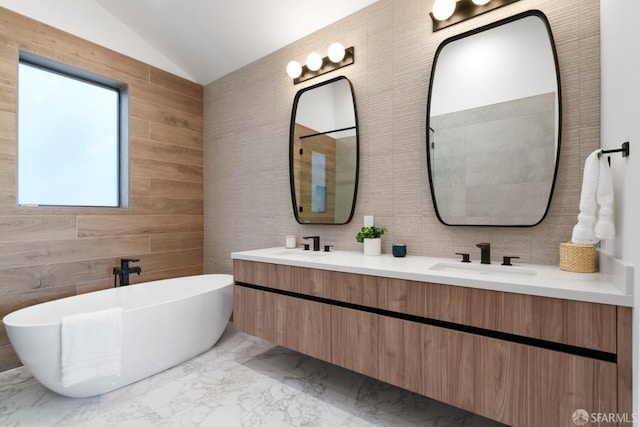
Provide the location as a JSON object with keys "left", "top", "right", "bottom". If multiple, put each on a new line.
{"left": 598, "top": 141, "right": 630, "bottom": 159}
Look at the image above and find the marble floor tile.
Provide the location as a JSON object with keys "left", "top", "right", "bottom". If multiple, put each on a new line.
{"left": 0, "top": 324, "right": 505, "bottom": 426}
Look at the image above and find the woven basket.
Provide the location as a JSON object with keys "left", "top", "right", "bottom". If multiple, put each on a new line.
{"left": 559, "top": 242, "right": 597, "bottom": 273}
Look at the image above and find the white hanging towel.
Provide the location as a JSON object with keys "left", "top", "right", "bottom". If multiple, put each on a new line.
{"left": 594, "top": 153, "right": 616, "bottom": 239}
{"left": 61, "top": 307, "right": 123, "bottom": 388}
{"left": 571, "top": 149, "right": 616, "bottom": 244}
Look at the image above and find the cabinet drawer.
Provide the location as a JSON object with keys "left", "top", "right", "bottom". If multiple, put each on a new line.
{"left": 379, "top": 316, "right": 617, "bottom": 426}
{"left": 331, "top": 306, "right": 378, "bottom": 378}
{"left": 275, "top": 293, "right": 332, "bottom": 363}
{"left": 234, "top": 260, "right": 331, "bottom": 297}
{"left": 234, "top": 285, "right": 332, "bottom": 363}
{"left": 234, "top": 285, "right": 276, "bottom": 343}
{"left": 381, "top": 278, "right": 617, "bottom": 353}
{"left": 234, "top": 260, "right": 272, "bottom": 288}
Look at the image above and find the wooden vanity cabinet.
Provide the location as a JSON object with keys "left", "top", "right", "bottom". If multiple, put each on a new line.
{"left": 233, "top": 260, "right": 630, "bottom": 426}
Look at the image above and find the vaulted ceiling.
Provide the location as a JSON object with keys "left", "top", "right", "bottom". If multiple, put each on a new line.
{"left": 94, "top": 0, "right": 380, "bottom": 85}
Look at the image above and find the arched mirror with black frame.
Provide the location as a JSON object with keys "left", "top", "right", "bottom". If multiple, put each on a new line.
{"left": 427, "top": 10, "right": 561, "bottom": 226}
{"left": 289, "top": 76, "right": 359, "bottom": 225}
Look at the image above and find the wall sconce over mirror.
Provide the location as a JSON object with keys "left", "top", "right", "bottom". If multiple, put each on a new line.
{"left": 430, "top": 0, "right": 521, "bottom": 32}
{"left": 286, "top": 43, "right": 354, "bottom": 84}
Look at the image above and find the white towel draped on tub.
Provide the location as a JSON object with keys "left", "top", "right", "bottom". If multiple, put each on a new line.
{"left": 61, "top": 307, "right": 123, "bottom": 388}
{"left": 571, "top": 149, "right": 616, "bottom": 244}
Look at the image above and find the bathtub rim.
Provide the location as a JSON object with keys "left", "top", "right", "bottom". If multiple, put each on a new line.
{"left": 3, "top": 273, "right": 234, "bottom": 328}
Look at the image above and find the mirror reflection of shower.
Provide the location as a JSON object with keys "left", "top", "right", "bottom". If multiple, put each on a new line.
{"left": 427, "top": 11, "right": 561, "bottom": 226}
{"left": 290, "top": 76, "right": 359, "bottom": 225}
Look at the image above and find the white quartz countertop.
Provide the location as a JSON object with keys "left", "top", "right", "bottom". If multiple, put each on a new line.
{"left": 231, "top": 247, "right": 634, "bottom": 307}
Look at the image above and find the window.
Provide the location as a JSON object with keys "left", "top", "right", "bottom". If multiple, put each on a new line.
{"left": 18, "top": 52, "right": 128, "bottom": 207}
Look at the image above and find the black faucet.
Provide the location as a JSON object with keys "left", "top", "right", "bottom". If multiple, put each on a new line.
{"left": 302, "top": 236, "right": 321, "bottom": 251}
{"left": 476, "top": 243, "right": 491, "bottom": 264}
{"left": 113, "top": 258, "right": 142, "bottom": 287}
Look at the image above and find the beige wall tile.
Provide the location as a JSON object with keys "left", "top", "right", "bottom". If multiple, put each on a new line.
{"left": 204, "top": 0, "right": 600, "bottom": 272}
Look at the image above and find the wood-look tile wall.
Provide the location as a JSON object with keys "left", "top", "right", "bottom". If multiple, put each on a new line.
{"left": 0, "top": 7, "right": 204, "bottom": 371}
{"left": 204, "top": 0, "right": 600, "bottom": 274}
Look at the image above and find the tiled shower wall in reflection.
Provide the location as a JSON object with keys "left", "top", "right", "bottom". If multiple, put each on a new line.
{"left": 430, "top": 93, "right": 556, "bottom": 225}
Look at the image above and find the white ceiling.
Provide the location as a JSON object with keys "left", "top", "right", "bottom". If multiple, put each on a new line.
{"left": 94, "top": 0, "right": 380, "bottom": 85}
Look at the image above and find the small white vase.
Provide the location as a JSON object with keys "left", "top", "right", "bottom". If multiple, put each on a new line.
{"left": 363, "top": 238, "right": 381, "bottom": 256}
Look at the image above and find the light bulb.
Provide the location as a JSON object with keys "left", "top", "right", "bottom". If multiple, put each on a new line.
{"left": 472, "top": 0, "right": 491, "bottom": 5}
{"left": 328, "top": 43, "right": 345, "bottom": 63}
{"left": 432, "top": 0, "right": 456, "bottom": 21}
{"left": 286, "top": 61, "right": 302, "bottom": 78}
{"left": 306, "top": 52, "right": 323, "bottom": 71}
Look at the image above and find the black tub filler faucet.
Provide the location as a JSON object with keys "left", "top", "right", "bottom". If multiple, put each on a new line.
{"left": 113, "top": 258, "right": 142, "bottom": 287}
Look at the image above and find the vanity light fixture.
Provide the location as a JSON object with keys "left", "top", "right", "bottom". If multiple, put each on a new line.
{"left": 286, "top": 43, "right": 355, "bottom": 84}
{"left": 430, "top": 0, "right": 520, "bottom": 32}
{"left": 328, "top": 42, "right": 346, "bottom": 63}
{"left": 286, "top": 61, "right": 303, "bottom": 79}
{"left": 306, "top": 52, "right": 323, "bottom": 71}
{"left": 432, "top": 0, "right": 456, "bottom": 21}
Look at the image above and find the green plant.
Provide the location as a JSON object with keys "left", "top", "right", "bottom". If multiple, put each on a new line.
{"left": 356, "top": 226, "right": 387, "bottom": 243}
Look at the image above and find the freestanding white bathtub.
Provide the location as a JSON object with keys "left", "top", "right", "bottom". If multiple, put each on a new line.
{"left": 2, "top": 274, "right": 233, "bottom": 398}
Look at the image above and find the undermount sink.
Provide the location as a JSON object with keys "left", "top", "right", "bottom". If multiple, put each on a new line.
{"left": 270, "top": 249, "right": 329, "bottom": 258}
{"left": 428, "top": 262, "right": 537, "bottom": 277}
